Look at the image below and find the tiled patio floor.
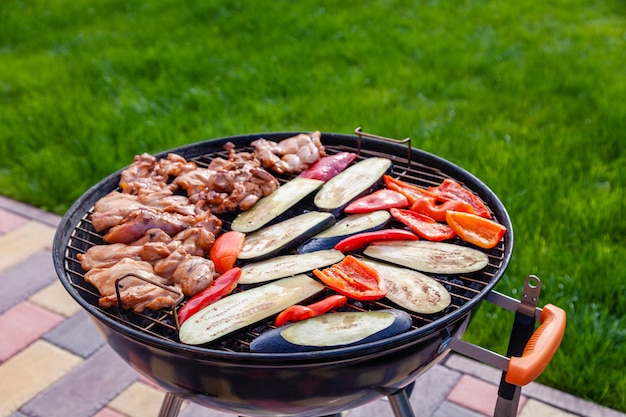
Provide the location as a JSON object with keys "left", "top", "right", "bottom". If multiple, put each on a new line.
{"left": 0, "top": 195, "right": 623, "bottom": 417}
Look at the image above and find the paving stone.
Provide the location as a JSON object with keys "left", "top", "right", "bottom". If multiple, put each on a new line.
{"left": 178, "top": 402, "right": 238, "bottom": 417}
{"left": 433, "top": 401, "right": 487, "bottom": 417}
{"left": 29, "top": 279, "right": 83, "bottom": 317}
{"left": 444, "top": 353, "right": 503, "bottom": 385}
{"left": 0, "top": 301, "right": 64, "bottom": 361}
{"left": 0, "top": 250, "right": 57, "bottom": 314}
{"left": 522, "top": 383, "right": 626, "bottom": 417}
{"left": 0, "top": 209, "right": 29, "bottom": 234}
{"left": 0, "top": 221, "right": 57, "bottom": 273}
{"left": 519, "top": 398, "right": 579, "bottom": 417}
{"left": 447, "top": 374, "right": 527, "bottom": 417}
{"left": 108, "top": 381, "right": 167, "bottom": 417}
{"left": 43, "top": 310, "right": 105, "bottom": 358}
{"left": 0, "top": 196, "right": 61, "bottom": 228}
{"left": 8, "top": 412, "right": 29, "bottom": 417}
{"left": 20, "top": 345, "right": 139, "bottom": 417}
{"left": 0, "top": 340, "right": 81, "bottom": 417}
{"left": 91, "top": 408, "right": 127, "bottom": 417}
{"left": 409, "top": 364, "right": 463, "bottom": 416}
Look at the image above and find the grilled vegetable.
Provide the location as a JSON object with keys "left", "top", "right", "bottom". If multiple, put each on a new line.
{"left": 177, "top": 267, "right": 242, "bottom": 325}
{"left": 209, "top": 231, "right": 245, "bottom": 274}
{"left": 344, "top": 189, "right": 409, "bottom": 214}
{"left": 297, "top": 210, "right": 390, "bottom": 253}
{"left": 313, "top": 255, "right": 386, "bottom": 301}
{"left": 250, "top": 309, "right": 412, "bottom": 353}
{"left": 333, "top": 229, "right": 418, "bottom": 253}
{"left": 410, "top": 197, "right": 474, "bottom": 222}
{"left": 446, "top": 210, "right": 507, "bottom": 249}
{"left": 274, "top": 295, "right": 348, "bottom": 326}
{"left": 383, "top": 175, "right": 436, "bottom": 204}
{"left": 231, "top": 177, "right": 324, "bottom": 233}
{"left": 298, "top": 152, "right": 357, "bottom": 181}
{"left": 179, "top": 275, "right": 325, "bottom": 345}
{"left": 238, "top": 250, "right": 345, "bottom": 285}
{"left": 238, "top": 211, "right": 335, "bottom": 261}
{"left": 363, "top": 240, "right": 489, "bottom": 274}
{"left": 390, "top": 208, "right": 456, "bottom": 241}
{"left": 361, "top": 260, "right": 451, "bottom": 314}
{"left": 429, "top": 178, "right": 492, "bottom": 219}
{"left": 314, "top": 157, "right": 392, "bottom": 214}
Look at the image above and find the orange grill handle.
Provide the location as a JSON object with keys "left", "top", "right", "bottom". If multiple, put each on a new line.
{"left": 505, "top": 304, "right": 566, "bottom": 386}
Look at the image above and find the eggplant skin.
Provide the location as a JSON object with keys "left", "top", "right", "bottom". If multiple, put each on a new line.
{"left": 249, "top": 309, "right": 412, "bottom": 353}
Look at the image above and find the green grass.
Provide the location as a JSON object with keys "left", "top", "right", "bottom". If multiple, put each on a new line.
{"left": 1, "top": 0, "right": 625, "bottom": 411}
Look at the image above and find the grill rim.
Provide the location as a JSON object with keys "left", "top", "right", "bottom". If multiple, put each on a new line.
{"left": 52, "top": 130, "right": 514, "bottom": 363}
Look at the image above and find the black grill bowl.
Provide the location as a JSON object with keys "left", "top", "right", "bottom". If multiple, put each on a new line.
{"left": 53, "top": 131, "right": 513, "bottom": 416}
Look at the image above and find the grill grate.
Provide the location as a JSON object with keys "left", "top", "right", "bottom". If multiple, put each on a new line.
{"left": 62, "top": 140, "right": 508, "bottom": 351}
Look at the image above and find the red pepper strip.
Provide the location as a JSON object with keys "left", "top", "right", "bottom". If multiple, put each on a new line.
{"left": 410, "top": 196, "right": 474, "bottom": 222}
{"left": 390, "top": 208, "right": 456, "bottom": 241}
{"left": 344, "top": 189, "right": 409, "bottom": 214}
{"left": 209, "top": 231, "right": 246, "bottom": 274}
{"left": 298, "top": 152, "right": 357, "bottom": 181}
{"left": 313, "top": 255, "right": 386, "bottom": 301}
{"left": 429, "top": 179, "right": 492, "bottom": 219}
{"left": 334, "top": 229, "right": 418, "bottom": 252}
{"left": 274, "top": 295, "right": 347, "bottom": 326}
{"left": 177, "top": 267, "right": 242, "bottom": 325}
{"left": 383, "top": 175, "right": 437, "bottom": 205}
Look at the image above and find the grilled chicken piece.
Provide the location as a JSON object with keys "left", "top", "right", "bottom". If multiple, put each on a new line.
{"left": 103, "top": 209, "right": 190, "bottom": 244}
{"left": 78, "top": 243, "right": 144, "bottom": 271}
{"left": 84, "top": 258, "right": 179, "bottom": 312}
{"left": 251, "top": 131, "right": 325, "bottom": 174}
{"left": 171, "top": 254, "right": 216, "bottom": 296}
{"left": 120, "top": 153, "right": 197, "bottom": 194}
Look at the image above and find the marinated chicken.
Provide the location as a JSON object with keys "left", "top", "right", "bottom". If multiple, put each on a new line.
{"left": 251, "top": 131, "right": 325, "bottom": 174}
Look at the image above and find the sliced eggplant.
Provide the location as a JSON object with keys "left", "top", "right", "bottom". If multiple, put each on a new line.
{"left": 297, "top": 210, "right": 391, "bottom": 253}
{"left": 238, "top": 250, "right": 345, "bottom": 285}
{"left": 249, "top": 309, "right": 412, "bottom": 353}
{"left": 313, "top": 157, "right": 392, "bottom": 214}
{"left": 179, "top": 275, "right": 325, "bottom": 345}
{"left": 237, "top": 211, "right": 335, "bottom": 261}
{"left": 361, "top": 259, "right": 451, "bottom": 314}
{"left": 363, "top": 240, "right": 489, "bottom": 274}
{"left": 231, "top": 177, "right": 324, "bottom": 233}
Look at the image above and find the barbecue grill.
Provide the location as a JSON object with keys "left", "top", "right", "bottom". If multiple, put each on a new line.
{"left": 52, "top": 129, "right": 565, "bottom": 417}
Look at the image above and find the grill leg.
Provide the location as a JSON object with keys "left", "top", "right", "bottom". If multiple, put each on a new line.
{"left": 387, "top": 386, "right": 416, "bottom": 417}
{"left": 158, "top": 392, "right": 184, "bottom": 417}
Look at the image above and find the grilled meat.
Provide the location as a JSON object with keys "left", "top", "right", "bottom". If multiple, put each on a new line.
{"left": 251, "top": 131, "right": 325, "bottom": 174}
{"left": 171, "top": 254, "right": 216, "bottom": 296}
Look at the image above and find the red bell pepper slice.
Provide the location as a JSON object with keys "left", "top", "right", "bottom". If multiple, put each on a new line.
{"left": 209, "top": 230, "right": 245, "bottom": 274}
{"left": 390, "top": 208, "right": 456, "bottom": 241}
{"left": 344, "top": 189, "right": 409, "bottom": 213}
{"left": 298, "top": 152, "right": 357, "bottom": 181}
{"left": 274, "top": 294, "right": 348, "bottom": 326}
{"left": 177, "top": 267, "right": 241, "bottom": 325}
{"left": 429, "top": 179, "right": 492, "bottom": 219}
{"left": 313, "top": 255, "right": 386, "bottom": 301}
{"left": 334, "top": 229, "right": 418, "bottom": 252}
{"left": 410, "top": 196, "right": 474, "bottom": 222}
{"left": 383, "top": 175, "right": 437, "bottom": 205}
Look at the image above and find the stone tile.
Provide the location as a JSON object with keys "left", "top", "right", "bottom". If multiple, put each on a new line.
{"left": 92, "top": 408, "right": 127, "bottom": 417}
{"left": 433, "top": 401, "right": 487, "bottom": 417}
{"left": 21, "top": 345, "right": 139, "bottom": 417}
{"left": 447, "top": 374, "right": 527, "bottom": 417}
{"left": 0, "top": 340, "right": 81, "bottom": 417}
{"left": 0, "top": 209, "right": 28, "bottom": 234}
{"left": 0, "top": 221, "right": 57, "bottom": 273}
{"left": 0, "top": 196, "right": 61, "bottom": 228}
{"left": 43, "top": 310, "right": 105, "bottom": 358}
{"left": 0, "top": 301, "right": 64, "bottom": 361}
{"left": 0, "top": 250, "right": 57, "bottom": 314}
{"left": 518, "top": 399, "right": 579, "bottom": 417}
{"left": 29, "top": 280, "right": 82, "bottom": 317}
{"left": 409, "top": 364, "right": 463, "bottom": 416}
{"left": 108, "top": 381, "right": 167, "bottom": 417}
{"left": 522, "top": 383, "right": 626, "bottom": 417}
{"left": 444, "top": 353, "right": 503, "bottom": 385}
{"left": 8, "top": 412, "right": 29, "bottom": 417}
{"left": 179, "top": 402, "right": 241, "bottom": 417}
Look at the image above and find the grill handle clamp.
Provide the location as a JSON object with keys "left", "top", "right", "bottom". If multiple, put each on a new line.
{"left": 439, "top": 275, "right": 566, "bottom": 416}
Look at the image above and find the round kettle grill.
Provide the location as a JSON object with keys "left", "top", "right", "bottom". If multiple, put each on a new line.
{"left": 52, "top": 129, "right": 565, "bottom": 417}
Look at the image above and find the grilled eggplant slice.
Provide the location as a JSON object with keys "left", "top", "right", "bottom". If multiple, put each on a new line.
{"left": 249, "top": 309, "right": 412, "bottom": 353}
{"left": 363, "top": 240, "right": 489, "bottom": 274}
{"left": 179, "top": 275, "right": 325, "bottom": 345}
{"left": 313, "top": 157, "right": 392, "bottom": 214}
{"left": 238, "top": 211, "right": 335, "bottom": 261}
{"left": 231, "top": 177, "right": 324, "bottom": 233}
{"left": 238, "top": 250, "right": 345, "bottom": 284}
{"left": 361, "top": 259, "right": 451, "bottom": 314}
{"left": 297, "top": 210, "right": 391, "bottom": 253}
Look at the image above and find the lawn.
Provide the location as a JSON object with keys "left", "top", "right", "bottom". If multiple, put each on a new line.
{"left": 1, "top": 0, "right": 625, "bottom": 412}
